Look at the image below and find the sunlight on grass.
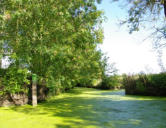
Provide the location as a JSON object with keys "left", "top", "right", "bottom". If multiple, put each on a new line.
{"left": 0, "top": 87, "right": 166, "bottom": 128}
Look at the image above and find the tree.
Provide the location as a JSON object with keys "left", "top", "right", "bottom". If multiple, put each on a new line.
{"left": 112, "top": 0, "right": 166, "bottom": 47}
{"left": 0, "top": 0, "right": 105, "bottom": 104}
{"left": 98, "top": 0, "right": 166, "bottom": 47}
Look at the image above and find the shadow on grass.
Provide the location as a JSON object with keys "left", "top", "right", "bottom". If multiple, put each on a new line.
{"left": 8, "top": 89, "right": 166, "bottom": 128}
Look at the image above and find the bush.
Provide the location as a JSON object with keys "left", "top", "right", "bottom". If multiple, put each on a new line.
{"left": 98, "top": 75, "right": 123, "bottom": 90}
{"left": 149, "top": 73, "right": 166, "bottom": 88}
{"left": 123, "top": 73, "right": 166, "bottom": 96}
{"left": 0, "top": 67, "right": 30, "bottom": 95}
{"left": 45, "top": 76, "right": 76, "bottom": 96}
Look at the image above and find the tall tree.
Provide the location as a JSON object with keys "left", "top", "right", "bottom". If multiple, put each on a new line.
{"left": 0, "top": 0, "right": 105, "bottom": 102}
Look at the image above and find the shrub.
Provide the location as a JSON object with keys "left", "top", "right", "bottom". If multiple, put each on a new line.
{"left": 99, "top": 75, "right": 123, "bottom": 90}
{"left": 123, "top": 73, "right": 166, "bottom": 96}
{"left": 0, "top": 67, "right": 30, "bottom": 95}
{"left": 148, "top": 73, "right": 166, "bottom": 88}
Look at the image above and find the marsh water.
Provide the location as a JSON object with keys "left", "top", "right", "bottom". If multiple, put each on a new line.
{"left": 0, "top": 88, "right": 166, "bottom": 128}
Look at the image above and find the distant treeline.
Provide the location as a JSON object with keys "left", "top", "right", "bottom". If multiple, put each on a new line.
{"left": 77, "top": 74, "right": 124, "bottom": 90}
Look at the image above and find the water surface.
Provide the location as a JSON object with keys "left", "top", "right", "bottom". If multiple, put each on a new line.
{"left": 0, "top": 88, "right": 166, "bottom": 128}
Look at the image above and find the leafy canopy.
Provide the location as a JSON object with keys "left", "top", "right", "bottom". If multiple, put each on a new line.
{"left": 0, "top": 0, "right": 107, "bottom": 94}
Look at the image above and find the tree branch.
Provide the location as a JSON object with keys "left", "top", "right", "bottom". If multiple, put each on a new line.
{"left": 164, "top": 0, "right": 166, "bottom": 17}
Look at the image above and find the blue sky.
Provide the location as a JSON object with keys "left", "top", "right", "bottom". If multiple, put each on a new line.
{"left": 97, "top": 1, "right": 166, "bottom": 74}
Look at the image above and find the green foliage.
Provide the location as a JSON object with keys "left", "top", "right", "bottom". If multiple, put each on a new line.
{"left": 96, "top": 55, "right": 122, "bottom": 90}
{"left": 99, "top": 74, "right": 123, "bottom": 89}
{"left": 148, "top": 73, "right": 166, "bottom": 88}
{"left": 0, "top": 67, "right": 30, "bottom": 95}
{"left": 75, "top": 54, "right": 119, "bottom": 89}
{"left": 123, "top": 73, "right": 166, "bottom": 96}
{"left": 136, "top": 82, "right": 146, "bottom": 93}
{"left": 0, "top": 0, "right": 106, "bottom": 95}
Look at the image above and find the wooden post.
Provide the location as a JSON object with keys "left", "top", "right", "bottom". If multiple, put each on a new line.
{"left": 32, "top": 74, "right": 37, "bottom": 106}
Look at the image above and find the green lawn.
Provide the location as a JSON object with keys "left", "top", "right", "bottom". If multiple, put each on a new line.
{"left": 0, "top": 88, "right": 166, "bottom": 128}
